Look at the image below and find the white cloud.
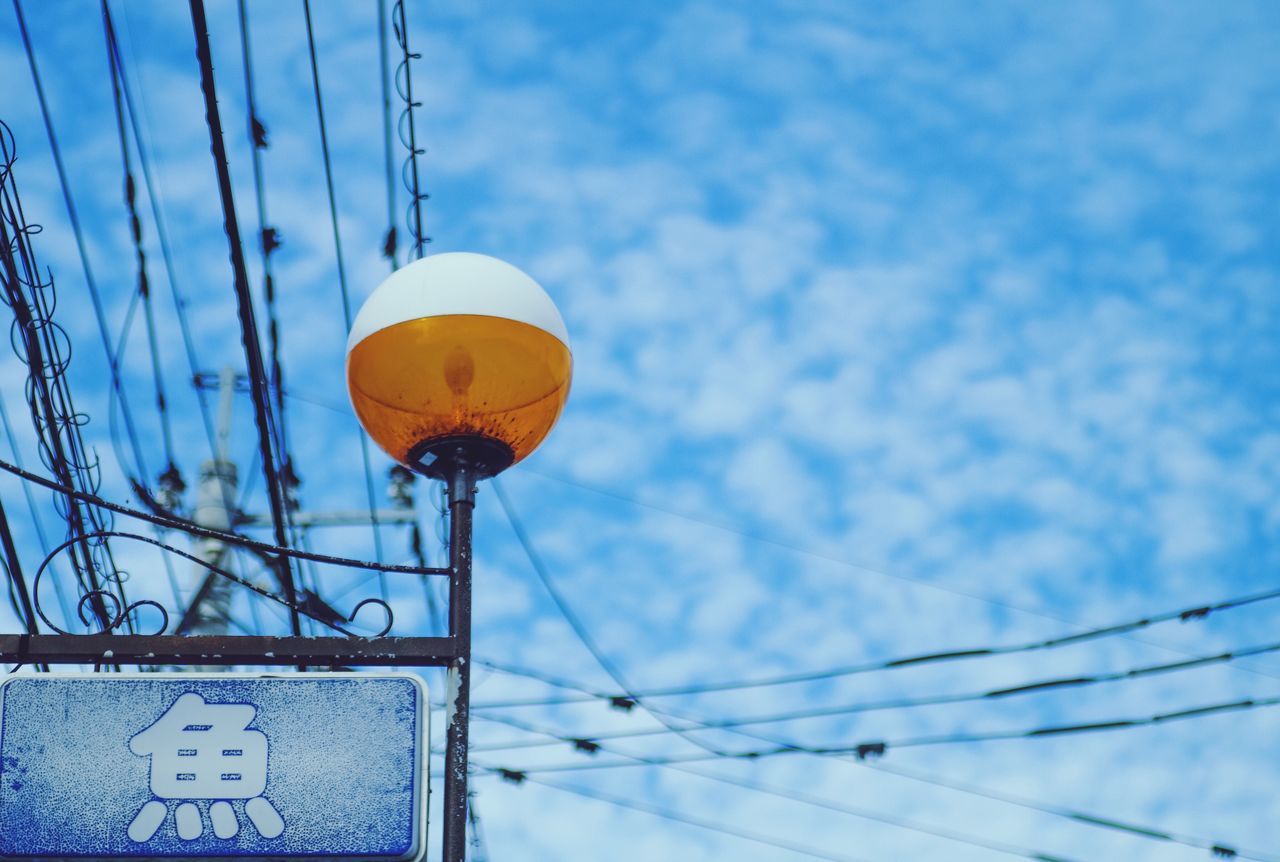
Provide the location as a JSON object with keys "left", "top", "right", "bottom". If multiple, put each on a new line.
{"left": 3, "top": 0, "right": 1280, "bottom": 858}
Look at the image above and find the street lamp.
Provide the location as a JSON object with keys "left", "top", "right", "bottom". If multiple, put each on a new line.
{"left": 346, "top": 252, "right": 571, "bottom": 862}
{"left": 347, "top": 251, "right": 572, "bottom": 481}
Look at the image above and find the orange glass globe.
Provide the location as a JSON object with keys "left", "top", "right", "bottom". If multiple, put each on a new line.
{"left": 346, "top": 253, "right": 572, "bottom": 476}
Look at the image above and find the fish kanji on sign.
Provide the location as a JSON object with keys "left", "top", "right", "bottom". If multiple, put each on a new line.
{"left": 127, "top": 692, "right": 284, "bottom": 842}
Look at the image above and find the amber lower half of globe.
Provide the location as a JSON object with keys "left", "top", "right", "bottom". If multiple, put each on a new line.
{"left": 347, "top": 313, "right": 572, "bottom": 468}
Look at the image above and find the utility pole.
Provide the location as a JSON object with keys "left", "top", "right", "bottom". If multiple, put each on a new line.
{"left": 175, "top": 368, "right": 416, "bottom": 639}
{"left": 180, "top": 367, "right": 239, "bottom": 638}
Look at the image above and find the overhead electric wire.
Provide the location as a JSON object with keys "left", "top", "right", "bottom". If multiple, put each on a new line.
{"left": 377, "top": 0, "right": 398, "bottom": 268}
{"left": 103, "top": 2, "right": 176, "bottom": 479}
{"left": 103, "top": 290, "right": 184, "bottom": 618}
{"left": 0, "top": 396, "right": 73, "bottom": 626}
{"left": 493, "top": 480, "right": 637, "bottom": 690}
{"left": 98, "top": 2, "right": 191, "bottom": 625}
{"left": 107, "top": 0, "right": 238, "bottom": 633}
{"left": 391, "top": 0, "right": 427, "bottom": 258}
{"left": 15, "top": 0, "right": 158, "bottom": 639}
{"left": 494, "top": 478, "right": 738, "bottom": 758}
{"left": 519, "top": 469, "right": 1280, "bottom": 688}
{"left": 466, "top": 682, "right": 1276, "bottom": 862}
{"left": 235, "top": 0, "right": 331, "bottom": 631}
{"left": 12, "top": 0, "right": 151, "bottom": 491}
{"left": 473, "top": 709, "right": 1275, "bottom": 862}
{"left": 466, "top": 793, "right": 490, "bottom": 862}
{"left": 650, "top": 762, "right": 1087, "bottom": 862}
{"left": 28, "top": 529, "right": 392, "bottom": 640}
{"left": 107, "top": 11, "right": 234, "bottom": 638}
{"left": 477, "top": 738, "right": 1087, "bottom": 862}
{"left": 188, "top": 0, "right": 301, "bottom": 637}
{"left": 228, "top": 387, "right": 1280, "bottom": 694}
{"left": 300, "top": 0, "right": 387, "bottom": 601}
{"left": 471, "top": 573, "right": 1280, "bottom": 709}
{"left": 0, "top": 119, "right": 120, "bottom": 633}
{"left": 103, "top": 289, "right": 149, "bottom": 487}
{"left": 235, "top": 0, "right": 290, "bottom": 472}
{"left": 471, "top": 636, "right": 1280, "bottom": 753}
{"left": 9, "top": 5, "right": 145, "bottom": 635}
{"left": 0, "top": 499, "right": 38, "bottom": 636}
{"left": 105, "top": 1, "right": 220, "bottom": 463}
{"left": 859, "top": 758, "right": 1273, "bottom": 862}
{"left": 475, "top": 688, "right": 1280, "bottom": 773}
{"left": 0, "top": 456, "right": 446, "bottom": 578}
{"left": 486, "top": 771, "right": 877, "bottom": 862}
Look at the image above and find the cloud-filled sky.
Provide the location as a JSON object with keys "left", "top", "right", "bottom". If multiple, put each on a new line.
{"left": 2, "top": 1, "right": 1280, "bottom": 859}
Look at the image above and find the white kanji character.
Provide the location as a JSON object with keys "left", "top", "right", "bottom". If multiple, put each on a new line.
{"left": 126, "top": 692, "right": 284, "bottom": 843}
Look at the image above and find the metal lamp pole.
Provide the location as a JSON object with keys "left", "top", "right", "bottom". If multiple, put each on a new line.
{"left": 419, "top": 436, "right": 508, "bottom": 862}
{"left": 345, "top": 253, "right": 573, "bottom": 861}
{"left": 442, "top": 459, "right": 474, "bottom": 862}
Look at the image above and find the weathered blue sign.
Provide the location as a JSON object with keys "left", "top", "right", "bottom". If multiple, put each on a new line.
{"left": 0, "top": 673, "right": 427, "bottom": 860}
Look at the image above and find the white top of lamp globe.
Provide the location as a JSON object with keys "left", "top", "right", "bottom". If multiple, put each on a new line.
{"left": 346, "top": 252, "right": 570, "bottom": 352}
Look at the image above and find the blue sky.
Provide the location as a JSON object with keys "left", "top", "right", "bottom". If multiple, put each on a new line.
{"left": 2, "top": 1, "right": 1280, "bottom": 859}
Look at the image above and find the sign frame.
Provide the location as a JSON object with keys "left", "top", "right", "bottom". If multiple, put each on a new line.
{"left": 0, "top": 672, "right": 429, "bottom": 862}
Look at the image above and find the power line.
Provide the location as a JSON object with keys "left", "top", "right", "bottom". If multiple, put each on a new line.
{"left": 235, "top": 0, "right": 293, "bottom": 492}
{"left": 484, "top": 771, "right": 877, "bottom": 862}
{"left": 0, "top": 456, "right": 445, "bottom": 578}
{"left": 0, "top": 498, "right": 38, "bottom": 637}
{"left": 466, "top": 791, "right": 490, "bottom": 862}
{"left": 104, "top": 0, "right": 222, "bottom": 476}
{"left": 300, "top": 0, "right": 387, "bottom": 599}
{"left": 476, "top": 696, "right": 1274, "bottom": 860}
{"left": 188, "top": 0, "right": 300, "bottom": 637}
{"left": 377, "top": 0, "right": 398, "bottom": 268}
{"left": 212, "top": 397, "right": 1280, "bottom": 696}
{"left": 491, "top": 474, "right": 1280, "bottom": 776}
{"left": 491, "top": 483, "right": 1269, "bottom": 855}
{"left": 107, "top": 10, "right": 266, "bottom": 643}
{"left": 391, "top": 0, "right": 427, "bottom": 258}
{"left": 468, "top": 681, "right": 1274, "bottom": 861}
{"left": 861, "top": 758, "right": 1271, "bottom": 862}
{"left": 662, "top": 763, "right": 1084, "bottom": 862}
{"left": 471, "top": 636, "right": 1280, "bottom": 753}
{"left": 483, "top": 745, "right": 1087, "bottom": 862}
{"left": 99, "top": 1, "right": 188, "bottom": 623}
{"left": 0, "top": 395, "right": 73, "bottom": 626}
{"left": 12, "top": 0, "right": 151, "bottom": 493}
{"left": 102, "top": 292, "right": 185, "bottom": 620}
{"left": 102, "top": 0, "right": 176, "bottom": 483}
{"left": 2, "top": 39, "right": 138, "bottom": 634}
{"left": 469, "top": 707, "right": 1275, "bottom": 862}
{"left": 494, "top": 479, "right": 736, "bottom": 757}
{"left": 476, "top": 689, "right": 1280, "bottom": 772}
{"left": 493, "top": 480, "right": 637, "bottom": 695}
{"left": 470, "top": 574, "right": 1280, "bottom": 709}
{"left": 518, "top": 468, "right": 1280, "bottom": 687}
{"left": 0, "top": 115, "right": 122, "bottom": 633}
{"left": 235, "top": 0, "right": 335, "bottom": 635}
{"left": 27, "top": 529, "right": 389, "bottom": 639}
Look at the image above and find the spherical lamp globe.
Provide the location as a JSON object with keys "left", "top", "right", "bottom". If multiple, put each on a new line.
{"left": 346, "top": 253, "right": 571, "bottom": 479}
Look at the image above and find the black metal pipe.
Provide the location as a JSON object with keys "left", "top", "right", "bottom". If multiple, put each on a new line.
{"left": 0, "top": 633, "right": 456, "bottom": 666}
{"left": 442, "top": 461, "right": 475, "bottom": 862}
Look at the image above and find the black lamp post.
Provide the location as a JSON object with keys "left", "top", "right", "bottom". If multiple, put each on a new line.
{"left": 347, "top": 252, "right": 573, "bottom": 861}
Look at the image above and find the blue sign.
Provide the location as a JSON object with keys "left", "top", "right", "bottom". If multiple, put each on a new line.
{"left": 0, "top": 674, "right": 427, "bottom": 860}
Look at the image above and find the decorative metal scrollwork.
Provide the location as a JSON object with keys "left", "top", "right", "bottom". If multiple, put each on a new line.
{"left": 32, "top": 530, "right": 396, "bottom": 639}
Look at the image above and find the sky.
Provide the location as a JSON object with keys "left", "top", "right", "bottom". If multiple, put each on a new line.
{"left": 2, "top": 1, "right": 1280, "bottom": 860}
